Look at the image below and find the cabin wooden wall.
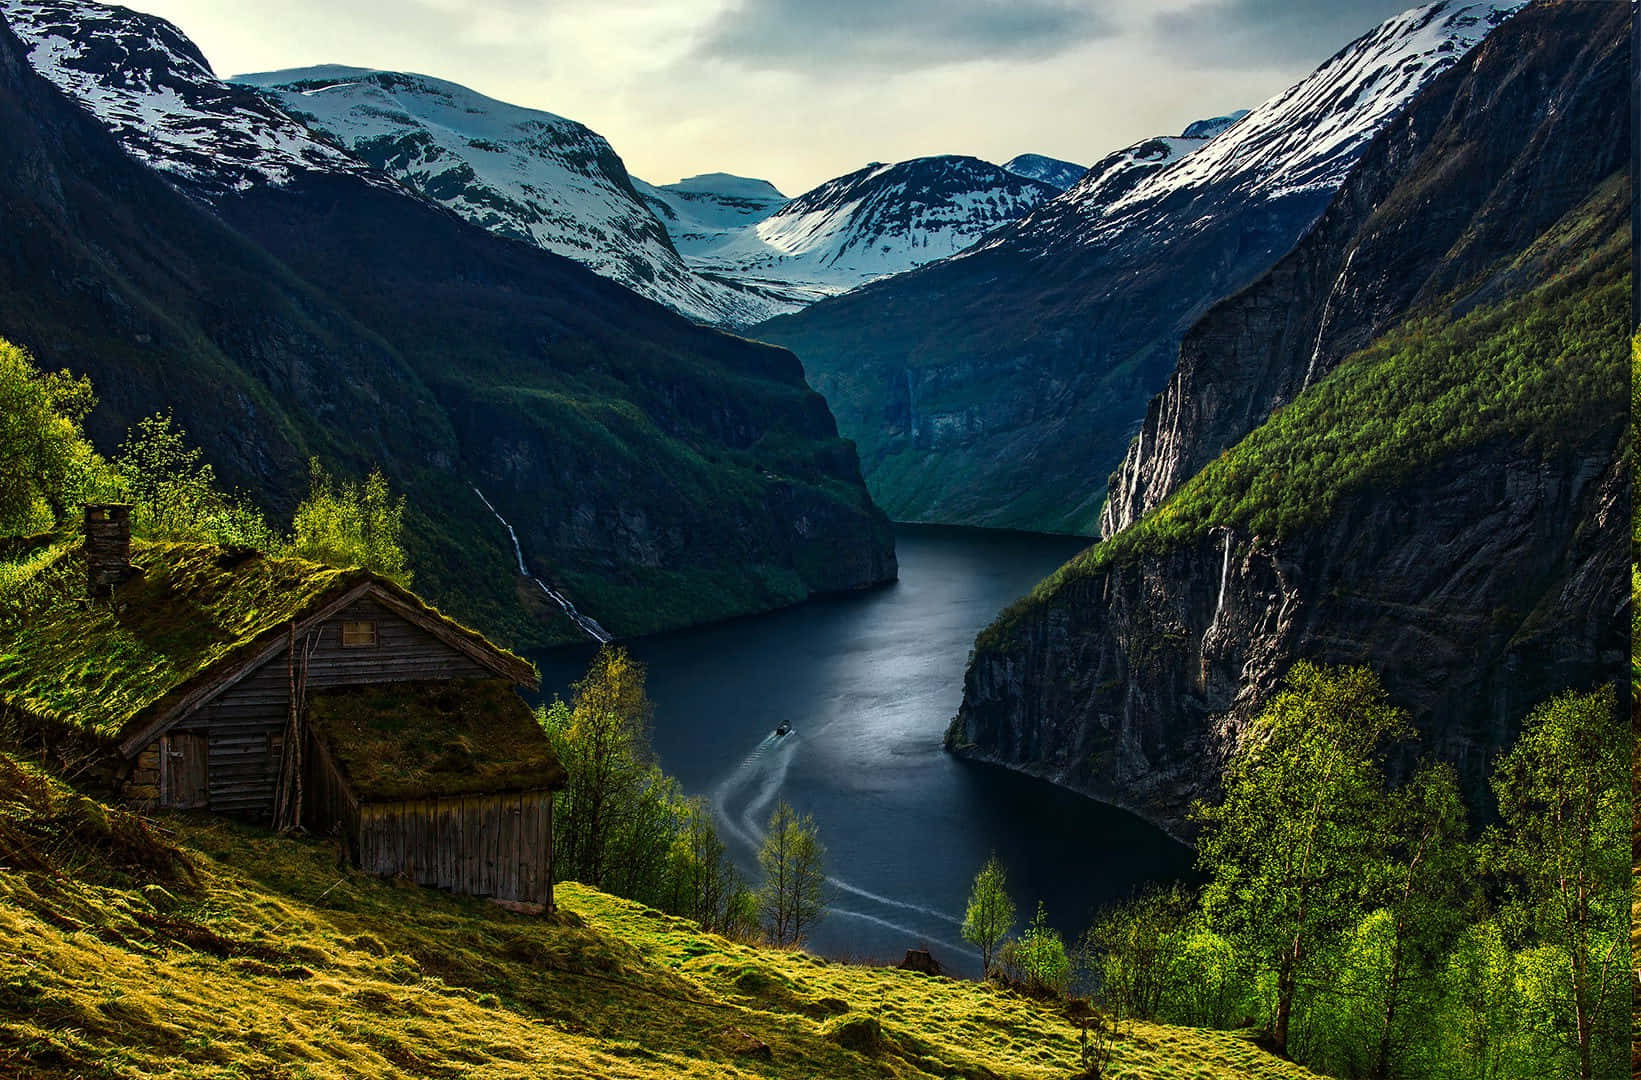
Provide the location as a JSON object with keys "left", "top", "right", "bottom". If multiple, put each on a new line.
{"left": 144, "top": 597, "right": 494, "bottom": 820}
{"left": 355, "top": 791, "right": 554, "bottom": 908}
{"left": 304, "top": 736, "right": 361, "bottom": 848}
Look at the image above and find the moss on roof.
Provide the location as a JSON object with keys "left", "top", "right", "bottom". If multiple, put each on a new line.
{"left": 308, "top": 678, "right": 566, "bottom": 801}
{"left": 0, "top": 541, "right": 534, "bottom": 744}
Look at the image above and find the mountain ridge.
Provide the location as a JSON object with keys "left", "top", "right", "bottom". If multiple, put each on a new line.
{"left": 753, "top": 0, "right": 1528, "bottom": 534}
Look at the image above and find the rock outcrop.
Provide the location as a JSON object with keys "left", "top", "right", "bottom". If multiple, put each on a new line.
{"left": 1102, "top": 0, "right": 1631, "bottom": 537}
{"left": 949, "top": 1, "right": 1630, "bottom": 835}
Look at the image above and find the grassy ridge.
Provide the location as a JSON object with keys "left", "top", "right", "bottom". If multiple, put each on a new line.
{"left": 979, "top": 193, "right": 1628, "bottom": 652}
{"left": 0, "top": 755, "right": 1319, "bottom": 1079}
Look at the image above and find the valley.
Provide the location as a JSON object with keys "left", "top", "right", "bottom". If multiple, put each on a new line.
{"left": 0, "top": 0, "right": 1629, "bottom": 1076}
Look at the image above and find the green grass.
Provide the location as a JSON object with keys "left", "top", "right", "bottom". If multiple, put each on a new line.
{"left": 0, "top": 541, "right": 532, "bottom": 743}
{"left": 0, "top": 754, "right": 1322, "bottom": 1079}
{"left": 310, "top": 679, "right": 565, "bottom": 801}
{"left": 980, "top": 193, "right": 1628, "bottom": 652}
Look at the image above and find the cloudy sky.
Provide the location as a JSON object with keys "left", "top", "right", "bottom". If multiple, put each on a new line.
{"left": 123, "top": 0, "right": 1415, "bottom": 195}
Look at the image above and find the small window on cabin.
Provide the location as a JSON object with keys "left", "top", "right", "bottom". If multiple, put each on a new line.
{"left": 340, "top": 620, "right": 379, "bottom": 647}
{"left": 267, "top": 733, "right": 284, "bottom": 773}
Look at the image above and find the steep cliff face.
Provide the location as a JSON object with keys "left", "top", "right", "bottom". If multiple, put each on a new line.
{"left": 0, "top": 6, "right": 895, "bottom": 648}
{"left": 948, "top": 2, "right": 1630, "bottom": 834}
{"left": 757, "top": 2, "right": 1522, "bottom": 532}
{"left": 954, "top": 434, "right": 1625, "bottom": 836}
{"left": 1102, "top": 0, "right": 1630, "bottom": 537}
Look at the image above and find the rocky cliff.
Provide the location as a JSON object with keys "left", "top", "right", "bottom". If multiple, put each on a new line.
{"left": 948, "top": 1, "right": 1630, "bottom": 834}
{"left": 1102, "top": 0, "right": 1630, "bottom": 537}
{"left": 756, "top": 2, "right": 1523, "bottom": 532}
{"left": 953, "top": 431, "right": 1625, "bottom": 837}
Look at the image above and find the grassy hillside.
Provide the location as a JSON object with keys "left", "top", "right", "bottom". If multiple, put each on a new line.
{"left": 0, "top": 754, "right": 1320, "bottom": 1080}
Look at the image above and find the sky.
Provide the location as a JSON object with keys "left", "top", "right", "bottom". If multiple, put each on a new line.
{"left": 121, "top": 0, "right": 1417, "bottom": 196}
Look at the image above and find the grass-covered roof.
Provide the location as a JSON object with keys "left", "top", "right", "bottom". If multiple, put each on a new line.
{"left": 309, "top": 677, "right": 566, "bottom": 800}
{"left": 0, "top": 540, "right": 535, "bottom": 745}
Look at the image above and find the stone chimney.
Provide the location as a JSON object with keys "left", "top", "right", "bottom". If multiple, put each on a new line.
{"left": 84, "top": 504, "right": 133, "bottom": 593}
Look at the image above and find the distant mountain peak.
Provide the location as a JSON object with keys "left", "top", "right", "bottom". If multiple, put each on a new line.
{"left": 1001, "top": 153, "right": 1086, "bottom": 192}
{"left": 1179, "top": 110, "right": 1249, "bottom": 139}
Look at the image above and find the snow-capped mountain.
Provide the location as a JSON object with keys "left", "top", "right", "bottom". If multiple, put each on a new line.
{"left": 677, "top": 156, "right": 1059, "bottom": 304}
{"left": 756, "top": 0, "right": 1529, "bottom": 534}
{"left": 234, "top": 67, "right": 798, "bottom": 327}
{"left": 634, "top": 173, "right": 788, "bottom": 256}
{"left": 1179, "top": 110, "right": 1249, "bottom": 139}
{"left": 0, "top": 1, "right": 794, "bottom": 327}
{"left": 1001, "top": 153, "right": 1085, "bottom": 191}
{"left": 0, "top": 0, "right": 390, "bottom": 197}
{"left": 987, "top": 1, "right": 1525, "bottom": 258}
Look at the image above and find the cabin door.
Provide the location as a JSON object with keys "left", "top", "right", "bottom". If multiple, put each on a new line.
{"left": 163, "top": 732, "right": 209, "bottom": 809}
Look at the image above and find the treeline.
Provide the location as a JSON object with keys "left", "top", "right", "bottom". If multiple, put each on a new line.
{"left": 1, "top": 337, "right": 409, "bottom": 580}
{"left": 538, "top": 646, "right": 828, "bottom": 947}
{"left": 962, "top": 664, "right": 1626, "bottom": 1080}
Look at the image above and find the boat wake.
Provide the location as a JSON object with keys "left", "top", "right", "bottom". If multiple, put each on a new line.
{"left": 709, "top": 729, "right": 976, "bottom": 962}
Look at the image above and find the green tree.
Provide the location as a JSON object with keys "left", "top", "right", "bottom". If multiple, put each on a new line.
{"left": 290, "top": 459, "right": 410, "bottom": 584}
{"left": 1080, "top": 884, "right": 1193, "bottom": 1020}
{"left": 1195, "top": 662, "right": 1408, "bottom": 1056}
{"left": 757, "top": 801, "right": 826, "bottom": 947}
{"left": 0, "top": 339, "right": 106, "bottom": 535}
{"left": 998, "top": 902, "right": 1070, "bottom": 997}
{"left": 113, "top": 412, "right": 276, "bottom": 548}
{"left": 961, "top": 853, "right": 1016, "bottom": 975}
{"left": 1362, "top": 762, "right": 1471, "bottom": 1079}
{"left": 1486, "top": 685, "right": 1626, "bottom": 1080}
{"left": 664, "top": 797, "right": 754, "bottom": 937}
{"left": 1438, "top": 921, "right": 1525, "bottom": 1080}
{"left": 538, "top": 646, "right": 655, "bottom": 890}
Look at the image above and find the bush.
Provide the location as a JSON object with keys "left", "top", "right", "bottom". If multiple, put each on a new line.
{"left": 998, "top": 903, "right": 1070, "bottom": 998}
{"left": 290, "top": 459, "right": 410, "bottom": 584}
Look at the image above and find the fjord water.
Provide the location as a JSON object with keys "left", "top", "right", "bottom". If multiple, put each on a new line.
{"left": 536, "top": 525, "right": 1191, "bottom": 974}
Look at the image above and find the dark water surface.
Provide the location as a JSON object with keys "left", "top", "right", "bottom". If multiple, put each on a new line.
{"left": 534, "top": 525, "right": 1192, "bottom": 975}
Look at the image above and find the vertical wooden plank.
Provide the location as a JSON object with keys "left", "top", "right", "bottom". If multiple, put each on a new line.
{"left": 388, "top": 803, "right": 402, "bottom": 877}
{"left": 497, "top": 796, "right": 511, "bottom": 898}
{"left": 461, "top": 796, "right": 478, "bottom": 898}
{"left": 505, "top": 791, "right": 518, "bottom": 899}
{"left": 421, "top": 801, "right": 437, "bottom": 885}
{"left": 432, "top": 798, "right": 447, "bottom": 889}
{"left": 484, "top": 796, "right": 500, "bottom": 898}
{"left": 545, "top": 795, "right": 555, "bottom": 911}
{"left": 520, "top": 795, "right": 537, "bottom": 905}
{"left": 411, "top": 801, "right": 425, "bottom": 883}
{"left": 358, "top": 805, "right": 372, "bottom": 872}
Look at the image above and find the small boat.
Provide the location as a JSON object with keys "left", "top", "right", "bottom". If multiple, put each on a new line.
{"left": 774, "top": 721, "right": 791, "bottom": 737}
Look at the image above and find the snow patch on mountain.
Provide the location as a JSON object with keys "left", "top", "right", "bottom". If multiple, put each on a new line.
{"left": 978, "top": 0, "right": 1528, "bottom": 257}
{"left": 675, "top": 156, "right": 1060, "bottom": 302}
{"left": 1, "top": 0, "right": 388, "bottom": 197}
{"left": 236, "top": 67, "right": 799, "bottom": 326}
{"left": 634, "top": 173, "right": 787, "bottom": 258}
{"left": 1001, "top": 153, "right": 1086, "bottom": 191}
{"left": 1179, "top": 110, "right": 1250, "bottom": 139}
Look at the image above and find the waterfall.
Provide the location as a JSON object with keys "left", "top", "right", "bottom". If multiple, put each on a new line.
{"left": 470, "top": 485, "right": 528, "bottom": 575}
{"left": 471, "top": 485, "right": 613, "bottom": 644}
{"left": 1210, "top": 530, "right": 1232, "bottom": 634}
{"left": 1302, "top": 246, "right": 1359, "bottom": 390}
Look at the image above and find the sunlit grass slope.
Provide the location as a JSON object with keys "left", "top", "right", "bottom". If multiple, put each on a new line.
{"left": 0, "top": 754, "right": 1320, "bottom": 1080}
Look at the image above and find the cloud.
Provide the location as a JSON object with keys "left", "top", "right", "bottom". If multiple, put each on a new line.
{"left": 1153, "top": 0, "right": 1414, "bottom": 68}
{"left": 694, "top": 0, "right": 1113, "bottom": 76}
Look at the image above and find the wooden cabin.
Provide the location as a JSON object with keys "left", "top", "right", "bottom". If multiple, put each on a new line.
{"left": 0, "top": 506, "right": 566, "bottom": 910}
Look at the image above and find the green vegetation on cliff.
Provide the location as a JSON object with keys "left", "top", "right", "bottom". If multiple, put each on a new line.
{"left": 980, "top": 190, "right": 1628, "bottom": 652}
{"left": 0, "top": 753, "right": 1325, "bottom": 1080}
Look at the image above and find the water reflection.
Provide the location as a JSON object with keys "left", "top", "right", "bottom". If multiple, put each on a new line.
{"left": 534, "top": 525, "right": 1192, "bottom": 975}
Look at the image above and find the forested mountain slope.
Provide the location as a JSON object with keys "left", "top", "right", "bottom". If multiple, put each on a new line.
{"left": 0, "top": 4, "right": 894, "bottom": 648}
{"left": 947, "top": 0, "right": 1629, "bottom": 834}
